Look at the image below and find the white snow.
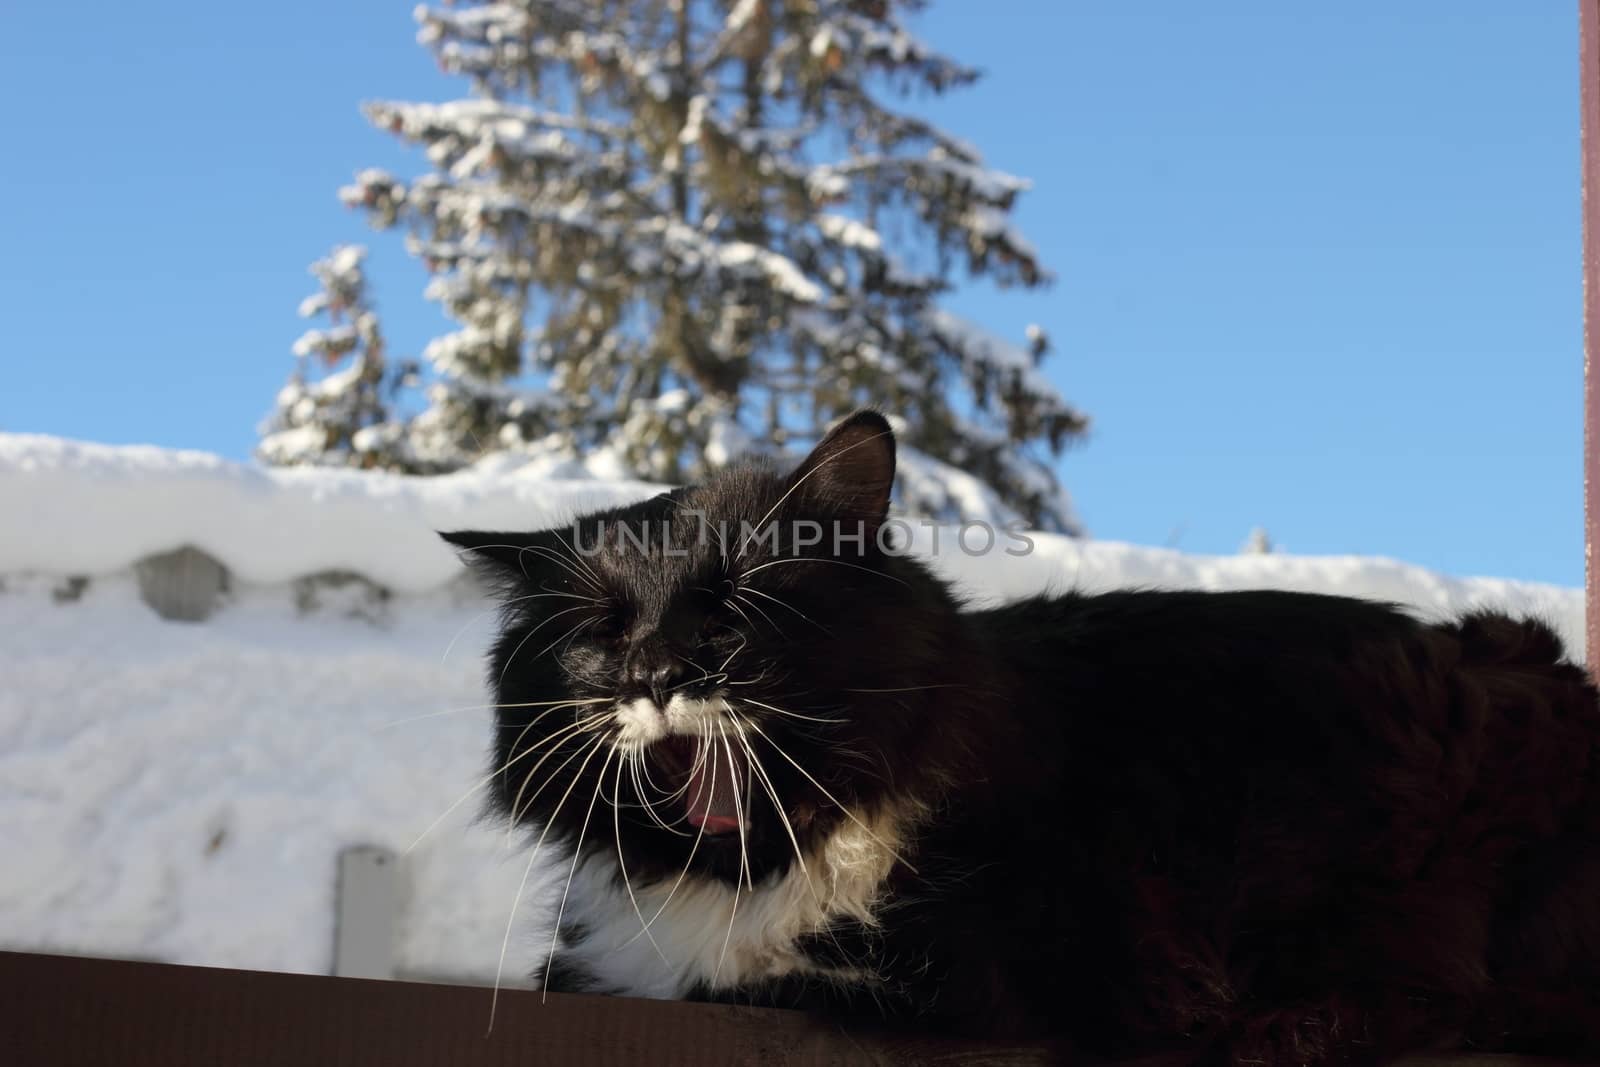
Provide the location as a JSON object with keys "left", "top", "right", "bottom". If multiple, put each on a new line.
{"left": 679, "top": 93, "right": 709, "bottom": 146}
{"left": 816, "top": 213, "right": 883, "bottom": 253}
{"left": 962, "top": 204, "right": 1041, "bottom": 263}
{"left": 724, "top": 0, "right": 760, "bottom": 35}
{"left": 714, "top": 241, "right": 824, "bottom": 304}
{"left": 291, "top": 327, "right": 358, "bottom": 360}
{"left": 0, "top": 572, "right": 550, "bottom": 984}
{"left": 0, "top": 434, "right": 661, "bottom": 593}
{"left": 925, "top": 145, "right": 1030, "bottom": 201}
{"left": 925, "top": 308, "right": 1034, "bottom": 374}
{"left": 0, "top": 434, "right": 1585, "bottom": 987}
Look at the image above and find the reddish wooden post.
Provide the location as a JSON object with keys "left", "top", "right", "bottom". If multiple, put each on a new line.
{"left": 1584, "top": 0, "right": 1600, "bottom": 674}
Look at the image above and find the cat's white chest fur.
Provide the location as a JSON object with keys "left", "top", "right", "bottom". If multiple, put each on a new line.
{"left": 553, "top": 810, "right": 905, "bottom": 998}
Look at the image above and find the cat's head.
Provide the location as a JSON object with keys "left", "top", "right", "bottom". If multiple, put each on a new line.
{"left": 444, "top": 411, "right": 961, "bottom": 885}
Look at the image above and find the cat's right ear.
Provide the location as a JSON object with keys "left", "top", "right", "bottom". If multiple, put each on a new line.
{"left": 785, "top": 410, "right": 897, "bottom": 525}
{"left": 438, "top": 530, "right": 537, "bottom": 583}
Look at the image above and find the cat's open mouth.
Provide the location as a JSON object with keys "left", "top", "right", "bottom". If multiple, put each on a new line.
{"left": 652, "top": 735, "right": 747, "bottom": 836}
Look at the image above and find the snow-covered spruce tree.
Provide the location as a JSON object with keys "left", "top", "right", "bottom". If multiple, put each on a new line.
{"left": 259, "top": 246, "right": 409, "bottom": 470}
{"left": 340, "top": 0, "right": 1087, "bottom": 530}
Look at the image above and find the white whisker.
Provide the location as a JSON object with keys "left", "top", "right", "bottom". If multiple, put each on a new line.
{"left": 617, "top": 780, "right": 709, "bottom": 950}
{"left": 549, "top": 529, "right": 605, "bottom": 590}
{"left": 516, "top": 543, "right": 603, "bottom": 594}
{"left": 709, "top": 733, "right": 746, "bottom": 988}
{"left": 738, "top": 696, "right": 847, "bottom": 726}
{"left": 488, "top": 733, "right": 607, "bottom": 1032}
{"left": 729, "top": 724, "right": 815, "bottom": 900}
{"left": 733, "top": 591, "right": 786, "bottom": 636}
{"left": 717, "top": 631, "right": 749, "bottom": 673}
{"left": 741, "top": 556, "right": 907, "bottom": 587}
{"left": 542, "top": 744, "right": 618, "bottom": 1001}
{"left": 732, "top": 710, "right": 916, "bottom": 873}
{"left": 612, "top": 755, "right": 670, "bottom": 967}
{"left": 627, "top": 743, "right": 693, "bottom": 836}
{"left": 741, "top": 587, "right": 828, "bottom": 634}
{"left": 842, "top": 684, "right": 965, "bottom": 694}
{"left": 438, "top": 589, "right": 598, "bottom": 666}
{"left": 407, "top": 708, "right": 607, "bottom": 856}
{"left": 495, "top": 604, "right": 595, "bottom": 689}
{"left": 379, "top": 696, "right": 609, "bottom": 731}
{"left": 503, "top": 713, "right": 616, "bottom": 842}
{"left": 724, "top": 597, "right": 763, "bottom": 637}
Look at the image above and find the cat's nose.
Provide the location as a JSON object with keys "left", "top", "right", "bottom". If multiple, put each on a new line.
{"left": 623, "top": 650, "right": 684, "bottom": 708}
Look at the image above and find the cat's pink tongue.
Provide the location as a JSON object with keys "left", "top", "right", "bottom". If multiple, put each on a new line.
{"left": 685, "top": 742, "right": 744, "bottom": 835}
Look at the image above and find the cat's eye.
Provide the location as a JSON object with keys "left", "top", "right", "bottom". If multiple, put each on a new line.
{"left": 688, "top": 585, "right": 734, "bottom": 637}
{"left": 587, "top": 607, "right": 627, "bottom": 646}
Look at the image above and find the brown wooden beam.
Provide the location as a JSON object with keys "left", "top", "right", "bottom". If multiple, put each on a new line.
{"left": 0, "top": 951, "right": 1586, "bottom": 1067}
{"left": 0, "top": 952, "right": 1056, "bottom": 1067}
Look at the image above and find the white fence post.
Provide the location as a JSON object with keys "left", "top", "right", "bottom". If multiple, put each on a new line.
{"left": 333, "top": 845, "right": 398, "bottom": 980}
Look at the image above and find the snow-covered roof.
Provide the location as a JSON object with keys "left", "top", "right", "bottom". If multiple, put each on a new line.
{"left": 0, "top": 434, "right": 661, "bottom": 593}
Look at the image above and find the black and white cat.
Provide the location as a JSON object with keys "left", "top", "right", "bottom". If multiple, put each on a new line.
{"left": 446, "top": 411, "right": 1600, "bottom": 1064}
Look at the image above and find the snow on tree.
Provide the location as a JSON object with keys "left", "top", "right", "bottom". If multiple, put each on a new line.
{"left": 259, "top": 246, "right": 409, "bottom": 470}
{"left": 337, "top": 0, "right": 1088, "bottom": 530}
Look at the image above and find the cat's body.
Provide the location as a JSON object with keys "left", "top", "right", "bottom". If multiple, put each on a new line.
{"left": 447, "top": 412, "right": 1600, "bottom": 1065}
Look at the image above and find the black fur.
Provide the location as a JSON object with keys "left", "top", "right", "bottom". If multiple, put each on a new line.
{"left": 446, "top": 411, "right": 1600, "bottom": 1064}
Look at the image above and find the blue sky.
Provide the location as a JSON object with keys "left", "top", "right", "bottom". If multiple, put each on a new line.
{"left": 0, "top": 2, "right": 1582, "bottom": 585}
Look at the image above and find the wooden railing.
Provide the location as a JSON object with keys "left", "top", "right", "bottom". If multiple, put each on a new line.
{"left": 2, "top": 952, "right": 1583, "bottom": 1067}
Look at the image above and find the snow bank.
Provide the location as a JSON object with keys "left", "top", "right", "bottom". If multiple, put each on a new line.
{"left": 0, "top": 574, "right": 542, "bottom": 984}
{"left": 1, "top": 432, "right": 1580, "bottom": 650}
{"left": 0, "top": 434, "right": 661, "bottom": 593}
{"left": 921, "top": 531, "right": 1583, "bottom": 658}
{"left": 0, "top": 434, "right": 1585, "bottom": 987}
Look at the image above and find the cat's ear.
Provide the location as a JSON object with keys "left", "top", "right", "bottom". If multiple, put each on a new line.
{"left": 438, "top": 530, "right": 539, "bottom": 583}
{"left": 786, "top": 410, "right": 896, "bottom": 524}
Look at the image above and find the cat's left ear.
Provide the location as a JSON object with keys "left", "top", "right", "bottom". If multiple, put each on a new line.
{"left": 438, "top": 530, "right": 539, "bottom": 583}
{"left": 786, "top": 410, "right": 896, "bottom": 524}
